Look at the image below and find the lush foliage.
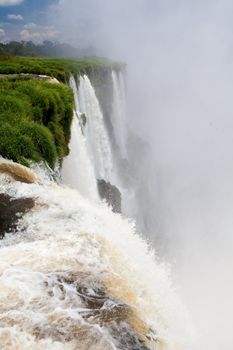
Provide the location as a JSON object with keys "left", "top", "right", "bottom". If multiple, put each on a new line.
{"left": 0, "top": 56, "right": 123, "bottom": 83}
{"left": 0, "top": 77, "right": 73, "bottom": 168}
{"left": 0, "top": 55, "right": 123, "bottom": 168}
{"left": 0, "top": 40, "right": 95, "bottom": 58}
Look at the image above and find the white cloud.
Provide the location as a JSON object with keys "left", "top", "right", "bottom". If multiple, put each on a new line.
{"left": 20, "top": 28, "right": 59, "bottom": 43}
{"left": 0, "top": 28, "right": 5, "bottom": 37}
{"left": 0, "top": 0, "right": 24, "bottom": 6}
{"left": 24, "top": 22, "right": 37, "bottom": 29}
{"left": 20, "top": 29, "right": 41, "bottom": 42}
{"left": 8, "top": 14, "right": 23, "bottom": 20}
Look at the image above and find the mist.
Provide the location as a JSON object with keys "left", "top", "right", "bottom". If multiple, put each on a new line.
{"left": 52, "top": 1, "right": 233, "bottom": 349}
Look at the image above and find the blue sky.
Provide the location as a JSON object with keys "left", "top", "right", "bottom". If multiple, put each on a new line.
{"left": 0, "top": 0, "right": 58, "bottom": 42}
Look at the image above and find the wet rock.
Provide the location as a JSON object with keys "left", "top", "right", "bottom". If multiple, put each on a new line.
{"left": 80, "top": 113, "right": 87, "bottom": 128}
{"left": 97, "top": 179, "right": 121, "bottom": 213}
{"left": 0, "top": 194, "right": 35, "bottom": 238}
{"left": 39, "top": 272, "right": 151, "bottom": 350}
{"left": 79, "top": 113, "right": 87, "bottom": 135}
{"left": 0, "top": 73, "right": 59, "bottom": 83}
{"left": 0, "top": 160, "right": 38, "bottom": 183}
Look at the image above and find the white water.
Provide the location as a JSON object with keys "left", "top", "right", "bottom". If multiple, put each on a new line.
{"left": 78, "top": 75, "right": 113, "bottom": 181}
{"left": 61, "top": 77, "right": 98, "bottom": 200}
{"left": 0, "top": 72, "right": 194, "bottom": 349}
{"left": 111, "top": 71, "right": 127, "bottom": 159}
{"left": 0, "top": 168, "right": 193, "bottom": 350}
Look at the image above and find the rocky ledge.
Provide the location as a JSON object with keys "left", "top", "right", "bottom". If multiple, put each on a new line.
{"left": 0, "top": 193, "right": 35, "bottom": 239}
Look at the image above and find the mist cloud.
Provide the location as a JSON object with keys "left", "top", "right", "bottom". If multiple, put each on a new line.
{"left": 52, "top": 1, "right": 233, "bottom": 349}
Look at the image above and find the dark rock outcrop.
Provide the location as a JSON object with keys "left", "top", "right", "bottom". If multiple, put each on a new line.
{"left": 0, "top": 193, "right": 35, "bottom": 238}
{"left": 97, "top": 179, "right": 121, "bottom": 213}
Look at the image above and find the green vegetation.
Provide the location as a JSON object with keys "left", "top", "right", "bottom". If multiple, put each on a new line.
{"left": 0, "top": 76, "right": 73, "bottom": 168}
{"left": 0, "top": 56, "right": 123, "bottom": 83}
{"left": 0, "top": 40, "right": 95, "bottom": 58}
{"left": 0, "top": 55, "right": 123, "bottom": 168}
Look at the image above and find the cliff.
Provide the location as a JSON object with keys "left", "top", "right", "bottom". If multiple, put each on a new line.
{"left": 0, "top": 56, "right": 121, "bottom": 169}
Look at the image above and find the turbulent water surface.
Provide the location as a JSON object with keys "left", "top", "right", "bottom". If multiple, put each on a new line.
{"left": 0, "top": 161, "right": 193, "bottom": 350}
{"left": 0, "top": 69, "right": 195, "bottom": 349}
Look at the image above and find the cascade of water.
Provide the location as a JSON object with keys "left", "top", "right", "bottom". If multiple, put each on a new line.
{"left": 61, "top": 76, "right": 99, "bottom": 200}
{"left": 0, "top": 164, "right": 194, "bottom": 350}
{"left": 111, "top": 71, "right": 127, "bottom": 159}
{"left": 0, "top": 66, "right": 195, "bottom": 349}
{"left": 78, "top": 75, "right": 113, "bottom": 181}
{"left": 110, "top": 71, "right": 140, "bottom": 221}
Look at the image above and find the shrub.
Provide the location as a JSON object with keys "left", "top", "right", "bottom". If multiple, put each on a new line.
{"left": 0, "top": 124, "right": 39, "bottom": 164}
{"left": 0, "top": 77, "right": 73, "bottom": 167}
{"left": 19, "top": 121, "right": 57, "bottom": 168}
{"left": 0, "top": 92, "right": 31, "bottom": 126}
{"left": 47, "top": 121, "right": 67, "bottom": 158}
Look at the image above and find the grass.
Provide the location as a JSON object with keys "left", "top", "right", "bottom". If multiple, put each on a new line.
{"left": 0, "top": 77, "right": 73, "bottom": 168}
{"left": 0, "top": 56, "right": 123, "bottom": 168}
{"left": 0, "top": 56, "right": 123, "bottom": 83}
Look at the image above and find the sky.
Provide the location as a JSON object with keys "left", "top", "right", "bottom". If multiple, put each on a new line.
{"left": 0, "top": 0, "right": 58, "bottom": 42}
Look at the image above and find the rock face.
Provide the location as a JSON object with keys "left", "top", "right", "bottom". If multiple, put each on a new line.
{"left": 0, "top": 194, "right": 35, "bottom": 238}
{"left": 97, "top": 179, "right": 121, "bottom": 213}
{"left": 0, "top": 73, "right": 59, "bottom": 83}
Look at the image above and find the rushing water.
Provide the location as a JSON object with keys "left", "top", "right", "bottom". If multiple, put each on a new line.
{"left": 61, "top": 77, "right": 98, "bottom": 200}
{"left": 111, "top": 71, "right": 127, "bottom": 159}
{"left": 78, "top": 75, "right": 113, "bottom": 182}
{"left": 0, "top": 162, "right": 193, "bottom": 350}
{"left": 0, "top": 71, "right": 195, "bottom": 349}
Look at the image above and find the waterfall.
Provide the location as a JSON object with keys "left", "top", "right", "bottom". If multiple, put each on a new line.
{"left": 61, "top": 114, "right": 99, "bottom": 200}
{"left": 0, "top": 67, "right": 195, "bottom": 349}
{"left": 78, "top": 75, "right": 113, "bottom": 181}
{"left": 61, "top": 77, "right": 99, "bottom": 201}
{"left": 0, "top": 163, "right": 193, "bottom": 350}
{"left": 111, "top": 71, "right": 127, "bottom": 159}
